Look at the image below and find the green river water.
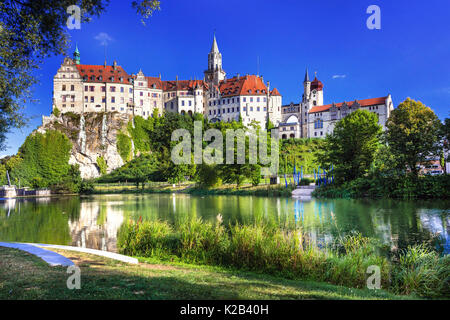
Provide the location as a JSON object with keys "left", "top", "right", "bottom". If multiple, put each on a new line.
{"left": 0, "top": 194, "right": 448, "bottom": 254}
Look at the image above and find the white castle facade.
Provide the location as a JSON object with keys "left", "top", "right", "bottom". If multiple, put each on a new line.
{"left": 52, "top": 37, "right": 393, "bottom": 138}
{"left": 278, "top": 69, "right": 394, "bottom": 139}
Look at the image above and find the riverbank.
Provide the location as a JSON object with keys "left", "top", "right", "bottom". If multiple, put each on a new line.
{"left": 117, "top": 219, "right": 449, "bottom": 299}
{"left": 0, "top": 247, "right": 416, "bottom": 300}
{"left": 89, "top": 182, "right": 296, "bottom": 197}
{"left": 312, "top": 174, "right": 450, "bottom": 199}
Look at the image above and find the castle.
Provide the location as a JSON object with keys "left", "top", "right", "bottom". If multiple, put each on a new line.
{"left": 52, "top": 36, "right": 393, "bottom": 137}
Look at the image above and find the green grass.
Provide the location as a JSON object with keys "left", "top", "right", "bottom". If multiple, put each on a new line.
{"left": 0, "top": 247, "right": 416, "bottom": 300}
{"left": 117, "top": 219, "right": 449, "bottom": 298}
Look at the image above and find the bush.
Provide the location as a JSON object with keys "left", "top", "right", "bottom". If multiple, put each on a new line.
{"left": 53, "top": 107, "right": 60, "bottom": 117}
{"left": 313, "top": 174, "right": 450, "bottom": 199}
{"left": 117, "top": 133, "right": 132, "bottom": 162}
{"left": 392, "top": 244, "right": 450, "bottom": 297}
{"left": 96, "top": 156, "right": 107, "bottom": 175}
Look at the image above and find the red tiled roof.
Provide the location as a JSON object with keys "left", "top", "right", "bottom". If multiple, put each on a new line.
{"left": 76, "top": 64, "right": 132, "bottom": 84}
{"left": 270, "top": 88, "right": 281, "bottom": 96}
{"left": 162, "top": 79, "right": 208, "bottom": 91}
{"left": 146, "top": 76, "right": 163, "bottom": 90}
{"left": 219, "top": 75, "right": 268, "bottom": 97}
{"left": 309, "top": 97, "right": 387, "bottom": 113}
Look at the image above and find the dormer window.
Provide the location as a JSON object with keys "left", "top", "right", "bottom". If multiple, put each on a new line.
{"left": 90, "top": 76, "right": 95, "bottom": 81}
{"left": 98, "top": 76, "right": 102, "bottom": 81}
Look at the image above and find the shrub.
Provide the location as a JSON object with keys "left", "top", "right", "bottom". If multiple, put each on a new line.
{"left": 117, "top": 133, "right": 132, "bottom": 162}
{"left": 96, "top": 156, "right": 107, "bottom": 175}
{"left": 53, "top": 107, "right": 60, "bottom": 117}
{"left": 392, "top": 244, "right": 450, "bottom": 297}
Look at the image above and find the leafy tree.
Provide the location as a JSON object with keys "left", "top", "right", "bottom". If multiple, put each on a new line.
{"left": 194, "top": 164, "right": 221, "bottom": 188}
{"left": 0, "top": 0, "right": 160, "bottom": 150}
{"left": 9, "top": 130, "right": 75, "bottom": 189}
{"left": 319, "top": 109, "right": 382, "bottom": 183}
{"left": 385, "top": 98, "right": 442, "bottom": 177}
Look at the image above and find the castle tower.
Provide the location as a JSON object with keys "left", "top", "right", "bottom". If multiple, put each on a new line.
{"left": 204, "top": 34, "right": 226, "bottom": 86}
{"left": 303, "top": 68, "right": 311, "bottom": 101}
{"left": 310, "top": 72, "right": 324, "bottom": 106}
{"left": 73, "top": 44, "right": 80, "bottom": 65}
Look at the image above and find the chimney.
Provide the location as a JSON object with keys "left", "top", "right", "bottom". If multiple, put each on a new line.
{"left": 237, "top": 73, "right": 240, "bottom": 80}
{"left": 113, "top": 60, "right": 117, "bottom": 70}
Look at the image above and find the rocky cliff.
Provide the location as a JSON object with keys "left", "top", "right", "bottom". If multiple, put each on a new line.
{"left": 38, "top": 112, "right": 132, "bottom": 179}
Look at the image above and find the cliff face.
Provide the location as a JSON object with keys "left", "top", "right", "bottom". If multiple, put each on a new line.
{"left": 38, "top": 112, "right": 131, "bottom": 179}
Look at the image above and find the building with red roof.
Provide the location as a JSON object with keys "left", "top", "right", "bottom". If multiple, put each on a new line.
{"left": 52, "top": 36, "right": 283, "bottom": 128}
{"left": 278, "top": 68, "right": 394, "bottom": 139}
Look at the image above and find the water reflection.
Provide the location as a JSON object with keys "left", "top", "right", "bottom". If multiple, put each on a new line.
{"left": 0, "top": 195, "right": 448, "bottom": 254}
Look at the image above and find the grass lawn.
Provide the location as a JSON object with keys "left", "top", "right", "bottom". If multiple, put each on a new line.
{"left": 0, "top": 247, "right": 419, "bottom": 300}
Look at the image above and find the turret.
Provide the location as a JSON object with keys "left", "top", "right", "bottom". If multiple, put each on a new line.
{"left": 73, "top": 44, "right": 80, "bottom": 65}
{"left": 204, "top": 33, "right": 226, "bottom": 86}
{"left": 303, "top": 68, "right": 311, "bottom": 101}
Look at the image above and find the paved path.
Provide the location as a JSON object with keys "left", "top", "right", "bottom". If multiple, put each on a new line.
{"left": 28, "top": 243, "right": 139, "bottom": 264}
{"left": 292, "top": 185, "right": 316, "bottom": 199}
{"left": 0, "top": 242, "right": 74, "bottom": 267}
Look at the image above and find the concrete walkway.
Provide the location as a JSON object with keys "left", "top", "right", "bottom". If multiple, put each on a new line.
{"left": 0, "top": 242, "right": 74, "bottom": 267}
{"left": 28, "top": 243, "right": 139, "bottom": 264}
{"left": 292, "top": 185, "right": 316, "bottom": 199}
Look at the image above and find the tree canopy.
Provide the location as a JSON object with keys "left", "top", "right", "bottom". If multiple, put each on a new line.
{"left": 385, "top": 98, "right": 442, "bottom": 176}
{"left": 318, "top": 109, "right": 382, "bottom": 183}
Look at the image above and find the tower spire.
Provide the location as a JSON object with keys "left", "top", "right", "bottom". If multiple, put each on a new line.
{"left": 304, "top": 68, "right": 310, "bottom": 82}
{"left": 73, "top": 43, "right": 80, "bottom": 64}
{"left": 211, "top": 33, "right": 219, "bottom": 53}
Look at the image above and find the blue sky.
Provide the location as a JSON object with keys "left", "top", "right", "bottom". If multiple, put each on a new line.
{"left": 2, "top": 0, "right": 449, "bottom": 156}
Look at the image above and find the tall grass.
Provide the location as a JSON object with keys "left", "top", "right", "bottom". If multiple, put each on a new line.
{"left": 392, "top": 244, "right": 449, "bottom": 297}
{"left": 118, "top": 218, "right": 437, "bottom": 294}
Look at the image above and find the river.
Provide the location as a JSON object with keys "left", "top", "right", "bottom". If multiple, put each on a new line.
{"left": 0, "top": 194, "right": 448, "bottom": 254}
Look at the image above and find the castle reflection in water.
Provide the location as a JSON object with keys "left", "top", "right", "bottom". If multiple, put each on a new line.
{"left": 0, "top": 195, "right": 448, "bottom": 254}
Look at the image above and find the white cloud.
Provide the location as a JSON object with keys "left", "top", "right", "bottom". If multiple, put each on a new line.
{"left": 94, "top": 32, "right": 114, "bottom": 46}
{"left": 332, "top": 74, "right": 347, "bottom": 79}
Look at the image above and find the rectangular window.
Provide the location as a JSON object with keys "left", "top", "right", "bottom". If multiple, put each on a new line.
{"left": 140, "top": 92, "right": 143, "bottom": 96}
{"left": 182, "top": 100, "right": 185, "bottom": 106}
{"left": 71, "top": 85, "right": 75, "bottom": 91}
{"left": 84, "top": 96, "right": 88, "bottom": 102}
{"left": 62, "top": 85, "right": 66, "bottom": 91}
{"left": 120, "top": 97, "right": 124, "bottom": 104}
{"left": 110, "top": 86, "right": 116, "bottom": 92}
{"left": 90, "top": 97, "right": 94, "bottom": 103}
{"left": 243, "top": 97, "right": 246, "bottom": 102}
{"left": 250, "top": 97, "right": 253, "bottom": 102}
{"left": 257, "top": 97, "right": 260, "bottom": 102}
{"left": 189, "top": 101, "right": 192, "bottom": 106}
{"left": 71, "top": 95, "right": 75, "bottom": 102}
{"left": 90, "top": 86, "right": 95, "bottom": 92}
{"left": 129, "top": 88, "right": 133, "bottom": 93}
{"left": 120, "top": 87, "right": 124, "bottom": 93}
{"left": 111, "top": 97, "right": 115, "bottom": 103}
{"left": 140, "top": 100, "right": 143, "bottom": 106}
{"left": 102, "top": 97, "right": 106, "bottom": 103}
{"left": 84, "top": 86, "right": 88, "bottom": 91}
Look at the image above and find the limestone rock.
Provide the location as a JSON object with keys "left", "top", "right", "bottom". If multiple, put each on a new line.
{"left": 37, "top": 112, "right": 131, "bottom": 179}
